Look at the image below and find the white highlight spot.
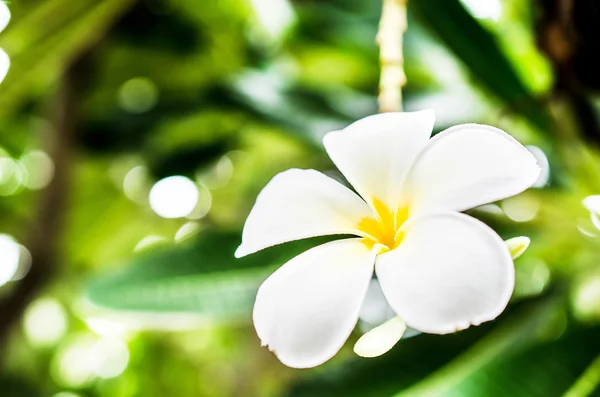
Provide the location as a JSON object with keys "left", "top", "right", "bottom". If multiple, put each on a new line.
{"left": 149, "top": 176, "right": 199, "bottom": 218}
{"left": 0, "top": 156, "right": 25, "bottom": 196}
{"left": 54, "top": 335, "right": 130, "bottom": 387}
{"left": 200, "top": 155, "right": 234, "bottom": 189}
{"left": 249, "top": 0, "right": 295, "bottom": 39}
{"left": 0, "top": 234, "right": 20, "bottom": 286}
{"left": 93, "top": 338, "right": 130, "bottom": 379}
{"left": 186, "top": 183, "right": 212, "bottom": 220}
{"left": 12, "top": 244, "right": 32, "bottom": 281}
{"left": 134, "top": 235, "right": 168, "bottom": 252}
{"left": 573, "top": 275, "right": 600, "bottom": 321}
{"left": 175, "top": 221, "right": 201, "bottom": 241}
{"left": 502, "top": 195, "right": 540, "bottom": 222}
{"left": 460, "top": 0, "right": 502, "bottom": 21}
{"left": 24, "top": 298, "right": 68, "bottom": 347}
{"left": 123, "top": 165, "right": 150, "bottom": 204}
{"left": 20, "top": 150, "right": 55, "bottom": 190}
{"left": 118, "top": 77, "right": 159, "bottom": 114}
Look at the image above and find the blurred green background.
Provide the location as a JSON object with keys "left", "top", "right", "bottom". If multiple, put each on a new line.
{"left": 1, "top": 0, "right": 600, "bottom": 396}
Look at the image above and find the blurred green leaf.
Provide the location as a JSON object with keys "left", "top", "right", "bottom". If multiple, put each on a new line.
{"left": 87, "top": 231, "right": 332, "bottom": 320}
{"left": 410, "top": 0, "right": 552, "bottom": 132}
{"left": 0, "top": 0, "right": 136, "bottom": 119}
{"left": 285, "top": 297, "right": 585, "bottom": 397}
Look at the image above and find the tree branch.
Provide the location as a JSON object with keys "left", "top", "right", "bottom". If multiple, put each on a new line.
{"left": 377, "top": 0, "right": 408, "bottom": 113}
{"left": 0, "top": 57, "right": 82, "bottom": 353}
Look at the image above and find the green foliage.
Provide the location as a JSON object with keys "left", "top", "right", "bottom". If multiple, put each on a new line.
{"left": 2, "top": 0, "right": 600, "bottom": 396}
{"left": 410, "top": 0, "right": 552, "bottom": 132}
{"left": 87, "top": 232, "right": 331, "bottom": 319}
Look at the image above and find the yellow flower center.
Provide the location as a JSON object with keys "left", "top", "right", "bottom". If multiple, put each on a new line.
{"left": 358, "top": 198, "right": 409, "bottom": 253}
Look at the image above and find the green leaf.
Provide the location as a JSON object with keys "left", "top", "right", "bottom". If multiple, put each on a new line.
{"left": 0, "top": 0, "right": 136, "bottom": 119}
{"left": 410, "top": 0, "right": 552, "bottom": 132}
{"left": 86, "top": 231, "right": 331, "bottom": 321}
{"left": 284, "top": 297, "right": 572, "bottom": 397}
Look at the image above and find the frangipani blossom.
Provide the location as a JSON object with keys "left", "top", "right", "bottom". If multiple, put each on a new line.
{"left": 236, "top": 110, "right": 540, "bottom": 368}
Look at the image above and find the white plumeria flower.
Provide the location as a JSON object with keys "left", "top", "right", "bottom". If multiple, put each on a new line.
{"left": 236, "top": 110, "right": 541, "bottom": 368}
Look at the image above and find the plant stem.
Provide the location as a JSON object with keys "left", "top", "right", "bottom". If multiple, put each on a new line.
{"left": 562, "top": 353, "right": 600, "bottom": 397}
{"left": 377, "top": 0, "right": 408, "bottom": 113}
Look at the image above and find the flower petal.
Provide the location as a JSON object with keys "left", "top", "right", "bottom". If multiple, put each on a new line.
{"left": 236, "top": 169, "right": 373, "bottom": 257}
{"left": 0, "top": 2, "right": 10, "bottom": 34}
{"left": 505, "top": 236, "right": 530, "bottom": 259}
{"left": 402, "top": 124, "right": 540, "bottom": 214}
{"left": 376, "top": 212, "right": 514, "bottom": 334}
{"left": 254, "top": 239, "right": 375, "bottom": 368}
{"left": 354, "top": 316, "right": 406, "bottom": 358}
{"left": 323, "top": 110, "right": 435, "bottom": 209}
{"left": 0, "top": 49, "right": 9, "bottom": 85}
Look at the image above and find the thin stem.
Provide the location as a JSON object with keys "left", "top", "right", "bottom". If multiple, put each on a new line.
{"left": 377, "top": 0, "right": 408, "bottom": 113}
{"left": 562, "top": 353, "right": 600, "bottom": 397}
{"left": 392, "top": 297, "right": 558, "bottom": 397}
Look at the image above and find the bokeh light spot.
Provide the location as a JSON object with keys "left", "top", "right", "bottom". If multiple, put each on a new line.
{"left": 573, "top": 274, "right": 600, "bottom": 322}
{"left": 118, "top": 77, "right": 159, "bottom": 114}
{"left": 0, "top": 48, "right": 9, "bottom": 84}
{"left": 123, "top": 165, "right": 151, "bottom": 204}
{"left": 0, "top": 155, "right": 25, "bottom": 196}
{"left": 149, "top": 176, "right": 199, "bottom": 218}
{"left": 11, "top": 244, "right": 32, "bottom": 281}
{"left": 175, "top": 221, "right": 202, "bottom": 242}
{"left": 200, "top": 155, "right": 234, "bottom": 189}
{"left": 460, "top": 0, "right": 502, "bottom": 21}
{"left": 249, "top": 0, "right": 295, "bottom": 40}
{"left": 186, "top": 183, "right": 212, "bottom": 220}
{"left": 93, "top": 338, "right": 130, "bottom": 379}
{"left": 502, "top": 195, "right": 540, "bottom": 222}
{"left": 20, "top": 150, "right": 55, "bottom": 190}
{"left": 0, "top": 234, "right": 21, "bottom": 286}
{"left": 134, "top": 235, "right": 168, "bottom": 252}
{"left": 53, "top": 335, "right": 130, "bottom": 387}
{"left": 24, "top": 298, "right": 68, "bottom": 347}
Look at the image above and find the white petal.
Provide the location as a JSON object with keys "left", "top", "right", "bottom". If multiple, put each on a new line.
{"left": 354, "top": 316, "right": 406, "bottom": 358}
{"left": 505, "top": 236, "right": 530, "bottom": 259}
{"left": 0, "top": 2, "right": 9, "bottom": 34}
{"left": 402, "top": 124, "right": 540, "bottom": 214}
{"left": 253, "top": 239, "right": 375, "bottom": 368}
{"left": 376, "top": 212, "right": 514, "bottom": 334}
{"left": 236, "top": 169, "right": 373, "bottom": 257}
{"left": 323, "top": 110, "right": 434, "bottom": 209}
{"left": 0, "top": 49, "right": 9, "bottom": 85}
